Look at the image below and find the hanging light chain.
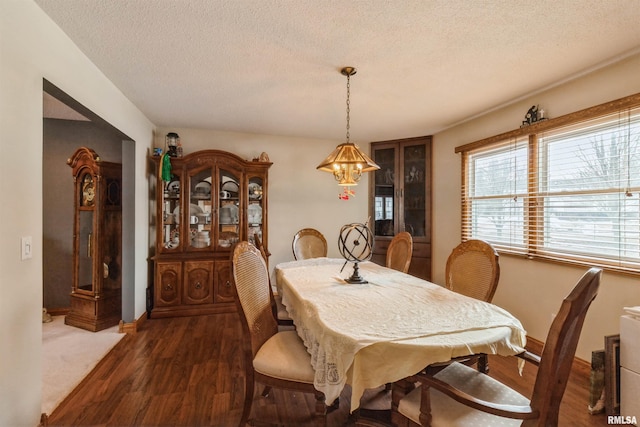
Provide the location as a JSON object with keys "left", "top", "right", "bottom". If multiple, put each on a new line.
{"left": 345, "top": 71, "right": 351, "bottom": 144}
{"left": 316, "top": 66, "right": 379, "bottom": 187}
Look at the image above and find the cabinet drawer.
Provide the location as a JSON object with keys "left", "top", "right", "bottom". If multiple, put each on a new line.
{"left": 183, "top": 261, "right": 214, "bottom": 305}
{"left": 412, "top": 242, "right": 431, "bottom": 258}
{"left": 620, "top": 367, "right": 640, "bottom": 420}
{"left": 214, "top": 261, "right": 234, "bottom": 303}
{"left": 621, "top": 315, "right": 640, "bottom": 372}
{"left": 156, "top": 262, "right": 182, "bottom": 307}
{"left": 375, "top": 239, "right": 391, "bottom": 252}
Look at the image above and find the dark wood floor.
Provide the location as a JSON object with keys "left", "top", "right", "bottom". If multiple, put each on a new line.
{"left": 46, "top": 313, "right": 608, "bottom": 426}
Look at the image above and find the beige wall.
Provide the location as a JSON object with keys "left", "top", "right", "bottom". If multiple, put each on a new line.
{"left": 432, "top": 52, "right": 640, "bottom": 362}
{"left": 1, "top": 2, "right": 155, "bottom": 426}
{"left": 3, "top": 2, "right": 639, "bottom": 425}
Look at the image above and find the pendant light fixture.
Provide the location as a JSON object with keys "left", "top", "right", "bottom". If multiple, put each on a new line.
{"left": 317, "top": 67, "right": 380, "bottom": 186}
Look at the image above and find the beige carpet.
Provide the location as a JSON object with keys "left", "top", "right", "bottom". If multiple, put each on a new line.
{"left": 41, "top": 316, "right": 125, "bottom": 416}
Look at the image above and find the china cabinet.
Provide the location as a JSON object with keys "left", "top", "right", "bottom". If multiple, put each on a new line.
{"left": 369, "top": 136, "right": 432, "bottom": 280}
{"left": 149, "top": 149, "right": 271, "bottom": 318}
{"left": 66, "top": 147, "right": 122, "bottom": 331}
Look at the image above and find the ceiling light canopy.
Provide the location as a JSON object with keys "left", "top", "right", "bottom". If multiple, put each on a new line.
{"left": 317, "top": 67, "right": 379, "bottom": 186}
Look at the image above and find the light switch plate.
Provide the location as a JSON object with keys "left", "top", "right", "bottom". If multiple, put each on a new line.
{"left": 21, "top": 236, "right": 32, "bottom": 260}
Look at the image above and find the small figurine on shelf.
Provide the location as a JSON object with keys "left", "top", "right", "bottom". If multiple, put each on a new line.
{"left": 520, "top": 105, "right": 548, "bottom": 127}
{"left": 522, "top": 105, "right": 539, "bottom": 127}
{"left": 165, "top": 132, "right": 180, "bottom": 157}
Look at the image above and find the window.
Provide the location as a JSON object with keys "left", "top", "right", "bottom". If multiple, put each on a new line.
{"left": 464, "top": 138, "right": 528, "bottom": 249}
{"left": 374, "top": 196, "right": 394, "bottom": 220}
{"left": 460, "top": 95, "right": 640, "bottom": 273}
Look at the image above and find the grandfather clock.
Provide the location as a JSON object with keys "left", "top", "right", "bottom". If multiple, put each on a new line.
{"left": 66, "top": 147, "right": 122, "bottom": 332}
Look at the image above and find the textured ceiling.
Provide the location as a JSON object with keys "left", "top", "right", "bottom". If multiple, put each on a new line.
{"left": 35, "top": 0, "right": 640, "bottom": 142}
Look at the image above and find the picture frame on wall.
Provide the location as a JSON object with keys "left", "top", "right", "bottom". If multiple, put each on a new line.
{"left": 605, "top": 334, "right": 621, "bottom": 415}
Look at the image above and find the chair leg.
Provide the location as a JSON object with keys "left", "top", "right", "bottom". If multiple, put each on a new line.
{"left": 477, "top": 354, "right": 489, "bottom": 374}
{"left": 418, "top": 384, "right": 434, "bottom": 427}
{"left": 328, "top": 397, "right": 339, "bottom": 412}
{"left": 391, "top": 378, "right": 416, "bottom": 427}
{"left": 313, "top": 390, "right": 327, "bottom": 426}
{"left": 240, "top": 373, "right": 255, "bottom": 427}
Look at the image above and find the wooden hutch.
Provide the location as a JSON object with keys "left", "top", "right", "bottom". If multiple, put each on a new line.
{"left": 149, "top": 149, "right": 271, "bottom": 318}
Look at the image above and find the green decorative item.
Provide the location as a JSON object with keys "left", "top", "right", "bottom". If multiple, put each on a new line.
{"left": 161, "top": 153, "right": 172, "bottom": 182}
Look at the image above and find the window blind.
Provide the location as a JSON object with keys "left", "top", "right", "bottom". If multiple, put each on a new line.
{"left": 462, "top": 137, "right": 530, "bottom": 253}
{"left": 535, "top": 108, "right": 640, "bottom": 269}
{"left": 461, "top": 101, "right": 640, "bottom": 273}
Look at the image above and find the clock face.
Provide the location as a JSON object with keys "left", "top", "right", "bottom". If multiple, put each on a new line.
{"left": 82, "top": 175, "right": 95, "bottom": 206}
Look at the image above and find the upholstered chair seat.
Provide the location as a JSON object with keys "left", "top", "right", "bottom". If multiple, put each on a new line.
{"left": 253, "top": 330, "right": 315, "bottom": 382}
{"left": 398, "top": 362, "right": 529, "bottom": 426}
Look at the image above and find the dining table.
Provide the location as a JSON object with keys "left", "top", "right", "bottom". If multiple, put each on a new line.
{"left": 274, "top": 257, "right": 527, "bottom": 413}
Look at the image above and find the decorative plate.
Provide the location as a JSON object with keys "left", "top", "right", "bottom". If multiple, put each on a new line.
{"left": 166, "top": 180, "right": 180, "bottom": 195}
{"left": 221, "top": 179, "right": 239, "bottom": 194}
{"left": 173, "top": 204, "right": 203, "bottom": 223}
{"left": 248, "top": 182, "right": 262, "bottom": 200}
{"left": 248, "top": 203, "right": 262, "bottom": 224}
{"left": 193, "top": 181, "right": 211, "bottom": 198}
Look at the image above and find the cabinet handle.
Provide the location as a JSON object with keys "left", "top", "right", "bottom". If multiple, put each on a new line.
{"left": 195, "top": 281, "right": 202, "bottom": 289}
{"left": 165, "top": 283, "right": 174, "bottom": 291}
{"left": 225, "top": 280, "right": 231, "bottom": 287}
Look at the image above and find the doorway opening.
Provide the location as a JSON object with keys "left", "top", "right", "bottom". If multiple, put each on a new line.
{"left": 42, "top": 79, "right": 135, "bottom": 321}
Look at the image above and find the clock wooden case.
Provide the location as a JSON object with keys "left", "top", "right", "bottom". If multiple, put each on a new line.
{"left": 149, "top": 149, "right": 271, "bottom": 318}
{"left": 66, "top": 147, "right": 122, "bottom": 332}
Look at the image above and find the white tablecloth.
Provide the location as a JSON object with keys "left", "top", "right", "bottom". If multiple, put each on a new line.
{"left": 275, "top": 258, "right": 526, "bottom": 412}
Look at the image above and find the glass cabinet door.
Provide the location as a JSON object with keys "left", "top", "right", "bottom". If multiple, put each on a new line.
{"left": 247, "top": 176, "right": 264, "bottom": 245}
{"left": 161, "top": 173, "right": 182, "bottom": 250}
{"left": 188, "top": 168, "right": 213, "bottom": 249}
{"left": 373, "top": 146, "right": 396, "bottom": 237}
{"left": 77, "top": 209, "right": 94, "bottom": 293}
{"left": 218, "top": 169, "right": 240, "bottom": 249}
{"left": 402, "top": 143, "right": 427, "bottom": 238}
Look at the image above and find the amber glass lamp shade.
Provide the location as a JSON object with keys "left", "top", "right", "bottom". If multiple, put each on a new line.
{"left": 316, "top": 142, "right": 380, "bottom": 186}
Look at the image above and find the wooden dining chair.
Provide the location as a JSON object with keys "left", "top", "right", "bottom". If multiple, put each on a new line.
{"left": 439, "top": 239, "right": 501, "bottom": 373}
{"left": 231, "top": 241, "right": 327, "bottom": 426}
{"left": 445, "top": 239, "right": 500, "bottom": 303}
{"left": 292, "top": 228, "right": 328, "bottom": 260}
{"left": 254, "top": 233, "right": 294, "bottom": 327}
{"left": 391, "top": 267, "right": 602, "bottom": 427}
{"left": 386, "top": 231, "right": 413, "bottom": 273}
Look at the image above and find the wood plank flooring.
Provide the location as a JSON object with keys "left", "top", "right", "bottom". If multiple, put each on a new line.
{"left": 46, "top": 313, "right": 608, "bottom": 426}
